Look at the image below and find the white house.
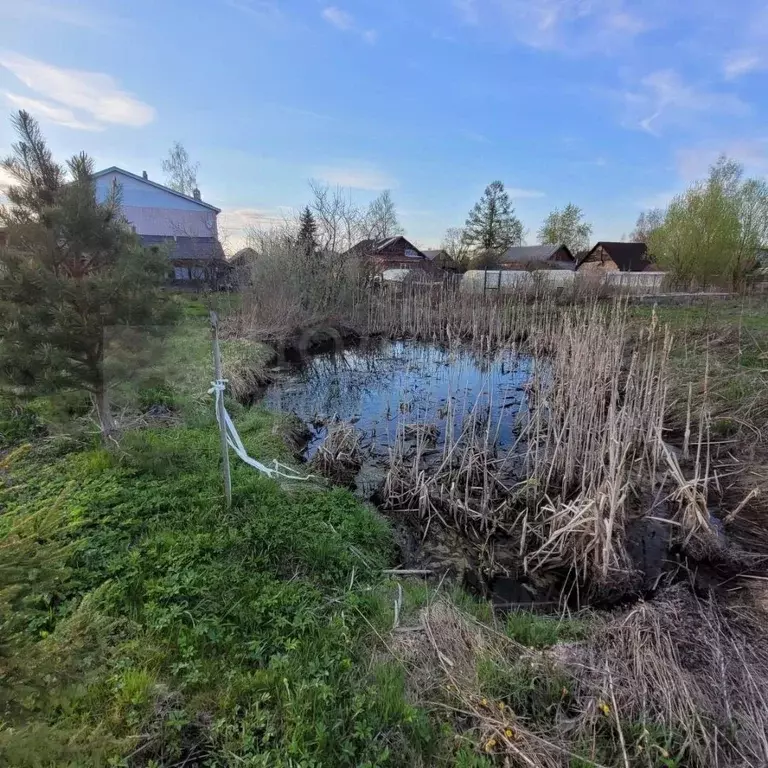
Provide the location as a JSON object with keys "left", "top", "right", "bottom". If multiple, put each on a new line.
{"left": 93, "top": 167, "right": 224, "bottom": 281}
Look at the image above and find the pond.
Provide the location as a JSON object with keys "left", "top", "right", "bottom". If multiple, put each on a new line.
{"left": 262, "top": 339, "right": 536, "bottom": 459}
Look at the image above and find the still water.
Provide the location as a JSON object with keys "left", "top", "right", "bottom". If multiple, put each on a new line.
{"left": 262, "top": 340, "right": 535, "bottom": 457}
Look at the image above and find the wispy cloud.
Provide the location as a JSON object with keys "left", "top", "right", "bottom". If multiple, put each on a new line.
{"left": 4, "top": 92, "right": 102, "bottom": 131}
{"left": 723, "top": 51, "right": 764, "bottom": 79}
{"left": 313, "top": 163, "right": 396, "bottom": 190}
{"left": 459, "top": 0, "right": 648, "bottom": 54}
{"left": 622, "top": 69, "right": 749, "bottom": 136}
{"left": 0, "top": 52, "right": 155, "bottom": 130}
{"left": 321, "top": 6, "right": 377, "bottom": 43}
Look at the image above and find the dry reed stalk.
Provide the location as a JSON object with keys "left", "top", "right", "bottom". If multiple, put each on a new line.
{"left": 310, "top": 420, "right": 363, "bottom": 484}
{"left": 520, "top": 304, "right": 672, "bottom": 588}
{"left": 572, "top": 585, "right": 768, "bottom": 768}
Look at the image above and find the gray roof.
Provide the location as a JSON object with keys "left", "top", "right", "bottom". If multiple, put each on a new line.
{"left": 501, "top": 244, "right": 571, "bottom": 264}
{"left": 422, "top": 249, "right": 449, "bottom": 261}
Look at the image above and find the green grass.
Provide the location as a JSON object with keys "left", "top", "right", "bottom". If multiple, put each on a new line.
{"left": 504, "top": 610, "right": 591, "bottom": 649}
{"left": 0, "top": 422, "right": 446, "bottom": 766}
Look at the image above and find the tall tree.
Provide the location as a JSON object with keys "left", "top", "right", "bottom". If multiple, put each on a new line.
{"left": 463, "top": 181, "right": 523, "bottom": 261}
{"left": 297, "top": 205, "right": 318, "bottom": 256}
{"left": 631, "top": 208, "right": 665, "bottom": 244}
{"left": 537, "top": 203, "right": 592, "bottom": 254}
{"left": 0, "top": 111, "right": 176, "bottom": 440}
{"left": 365, "top": 190, "right": 403, "bottom": 241}
{"left": 162, "top": 141, "right": 199, "bottom": 196}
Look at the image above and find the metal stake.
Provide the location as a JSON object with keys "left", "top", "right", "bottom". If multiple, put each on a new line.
{"left": 210, "top": 311, "right": 232, "bottom": 507}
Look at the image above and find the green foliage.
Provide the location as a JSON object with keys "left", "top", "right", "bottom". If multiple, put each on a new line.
{"left": 648, "top": 155, "right": 768, "bottom": 288}
{"left": 0, "top": 417, "right": 445, "bottom": 766}
{"left": 504, "top": 610, "right": 591, "bottom": 648}
{"left": 0, "top": 110, "right": 178, "bottom": 440}
{"left": 537, "top": 203, "right": 592, "bottom": 254}
{"left": 464, "top": 181, "right": 524, "bottom": 262}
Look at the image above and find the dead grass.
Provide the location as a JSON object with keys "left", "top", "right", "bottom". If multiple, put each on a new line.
{"left": 310, "top": 420, "right": 363, "bottom": 484}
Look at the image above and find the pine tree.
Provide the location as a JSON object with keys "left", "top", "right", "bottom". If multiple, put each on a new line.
{"left": 298, "top": 205, "right": 317, "bottom": 256}
{"left": 463, "top": 181, "right": 523, "bottom": 262}
{"left": 0, "top": 111, "right": 177, "bottom": 441}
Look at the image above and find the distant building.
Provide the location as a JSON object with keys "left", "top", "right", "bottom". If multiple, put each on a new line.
{"left": 346, "top": 236, "right": 437, "bottom": 273}
{"left": 422, "top": 249, "right": 463, "bottom": 273}
{"left": 93, "top": 167, "right": 226, "bottom": 283}
{"left": 499, "top": 244, "right": 575, "bottom": 270}
{"left": 578, "top": 242, "right": 658, "bottom": 273}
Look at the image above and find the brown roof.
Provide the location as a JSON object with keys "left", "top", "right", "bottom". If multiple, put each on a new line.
{"left": 581, "top": 241, "right": 655, "bottom": 272}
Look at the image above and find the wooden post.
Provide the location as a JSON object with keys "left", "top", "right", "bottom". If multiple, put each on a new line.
{"left": 210, "top": 311, "right": 232, "bottom": 508}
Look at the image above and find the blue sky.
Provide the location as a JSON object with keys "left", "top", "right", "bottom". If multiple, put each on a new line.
{"left": 1, "top": 0, "right": 767, "bottom": 251}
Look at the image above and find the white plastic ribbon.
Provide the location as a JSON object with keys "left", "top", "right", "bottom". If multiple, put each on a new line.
{"left": 209, "top": 379, "right": 313, "bottom": 482}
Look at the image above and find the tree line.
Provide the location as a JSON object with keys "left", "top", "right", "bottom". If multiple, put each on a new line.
{"left": 162, "top": 137, "right": 768, "bottom": 287}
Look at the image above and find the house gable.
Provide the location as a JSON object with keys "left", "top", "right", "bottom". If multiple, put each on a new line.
{"left": 578, "top": 242, "right": 654, "bottom": 272}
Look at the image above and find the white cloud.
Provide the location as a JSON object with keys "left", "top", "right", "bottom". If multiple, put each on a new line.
{"left": 623, "top": 69, "right": 749, "bottom": 136}
{"left": 0, "top": 52, "right": 155, "bottom": 129}
{"left": 723, "top": 51, "right": 763, "bottom": 79}
{"left": 4, "top": 92, "right": 102, "bottom": 131}
{"left": 313, "top": 163, "right": 396, "bottom": 190}
{"left": 506, "top": 187, "right": 545, "bottom": 199}
{"left": 321, "top": 6, "right": 377, "bottom": 43}
{"left": 322, "top": 6, "right": 354, "bottom": 30}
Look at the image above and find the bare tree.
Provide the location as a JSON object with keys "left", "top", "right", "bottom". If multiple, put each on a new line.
{"left": 364, "top": 190, "right": 403, "bottom": 241}
{"left": 631, "top": 208, "right": 665, "bottom": 244}
{"left": 441, "top": 226, "right": 471, "bottom": 267}
{"left": 308, "top": 180, "right": 365, "bottom": 254}
{"left": 162, "top": 141, "right": 199, "bottom": 196}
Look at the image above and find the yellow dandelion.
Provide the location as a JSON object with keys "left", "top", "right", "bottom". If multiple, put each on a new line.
{"left": 504, "top": 729, "right": 514, "bottom": 738}
{"left": 480, "top": 697, "right": 488, "bottom": 707}
{"left": 497, "top": 701, "right": 505, "bottom": 711}
{"left": 484, "top": 738, "right": 497, "bottom": 752}
{"left": 598, "top": 700, "right": 611, "bottom": 716}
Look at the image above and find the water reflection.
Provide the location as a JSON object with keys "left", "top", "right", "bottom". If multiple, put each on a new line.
{"left": 263, "top": 340, "right": 535, "bottom": 457}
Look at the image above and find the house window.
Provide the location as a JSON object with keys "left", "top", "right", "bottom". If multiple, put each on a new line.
{"left": 174, "top": 266, "right": 189, "bottom": 280}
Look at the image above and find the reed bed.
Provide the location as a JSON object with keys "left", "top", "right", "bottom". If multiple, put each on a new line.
{"left": 310, "top": 420, "right": 363, "bottom": 485}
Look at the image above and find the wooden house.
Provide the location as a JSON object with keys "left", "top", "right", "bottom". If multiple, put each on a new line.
{"left": 578, "top": 242, "right": 657, "bottom": 273}
{"left": 346, "top": 236, "right": 436, "bottom": 273}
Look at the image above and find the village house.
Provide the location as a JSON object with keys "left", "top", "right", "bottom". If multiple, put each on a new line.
{"left": 577, "top": 241, "right": 657, "bottom": 273}
{"left": 499, "top": 244, "right": 575, "bottom": 270}
{"left": 93, "top": 167, "right": 227, "bottom": 284}
{"left": 346, "top": 236, "right": 437, "bottom": 273}
{"left": 422, "top": 249, "right": 463, "bottom": 273}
